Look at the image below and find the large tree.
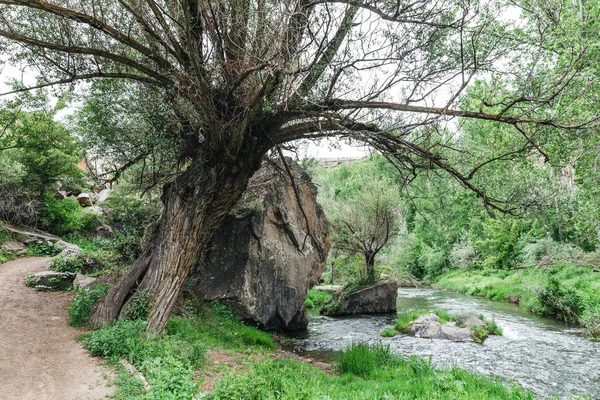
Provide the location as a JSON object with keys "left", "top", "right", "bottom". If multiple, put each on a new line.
{"left": 0, "top": 0, "right": 597, "bottom": 332}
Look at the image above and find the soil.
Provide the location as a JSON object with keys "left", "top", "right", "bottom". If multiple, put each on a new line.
{"left": 0, "top": 257, "right": 114, "bottom": 400}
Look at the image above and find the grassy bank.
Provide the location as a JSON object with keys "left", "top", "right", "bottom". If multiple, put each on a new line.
{"left": 78, "top": 300, "right": 536, "bottom": 399}
{"left": 436, "top": 265, "right": 600, "bottom": 339}
{"left": 209, "top": 343, "right": 533, "bottom": 399}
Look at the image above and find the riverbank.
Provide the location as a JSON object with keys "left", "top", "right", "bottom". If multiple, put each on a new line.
{"left": 436, "top": 265, "right": 600, "bottom": 339}
{"left": 80, "top": 301, "right": 535, "bottom": 399}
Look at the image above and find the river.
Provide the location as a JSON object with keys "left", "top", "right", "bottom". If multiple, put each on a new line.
{"left": 290, "top": 288, "right": 600, "bottom": 399}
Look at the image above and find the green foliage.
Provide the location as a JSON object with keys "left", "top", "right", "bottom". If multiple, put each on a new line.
{"left": 48, "top": 256, "right": 84, "bottom": 273}
{"left": 39, "top": 197, "right": 87, "bottom": 236}
{"left": 394, "top": 311, "right": 425, "bottom": 333}
{"left": 26, "top": 241, "right": 61, "bottom": 257}
{"left": 304, "top": 289, "right": 332, "bottom": 309}
{"left": 470, "top": 326, "right": 489, "bottom": 344}
{"left": 0, "top": 248, "right": 13, "bottom": 264}
{"left": 69, "top": 284, "right": 109, "bottom": 327}
{"left": 473, "top": 218, "right": 543, "bottom": 270}
{"left": 0, "top": 223, "right": 10, "bottom": 243}
{"left": 210, "top": 344, "right": 534, "bottom": 400}
{"left": 537, "top": 278, "right": 583, "bottom": 323}
{"left": 65, "top": 233, "right": 134, "bottom": 273}
{"left": 338, "top": 344, "right": 397, "bottom": 377}
{"left": 104, "top": 194, "right": 161, "bottom": 238}
{"left": 125, "top": 291, "right": 152, "bottom": 321}
{"left": 380, "top": 328, "right": 397, "bottom": 337}
{"left": 83, "top": 319, "right": 203, "bottom": 399}
{"left": 169, "top": 302, "right": 277, "bottom": 351}
{"left": 451, "top": 236, "right": 478, "bottom": 269}
{"left": 483, "top": 318, "right": 503, "bottom": 336}
{"left": 522, "top": 238, "right": 583, "bottom": 267}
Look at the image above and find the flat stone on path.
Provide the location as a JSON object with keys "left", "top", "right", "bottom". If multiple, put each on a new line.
{"left": 0, "top": 257, "right": 113, "bottom": 400}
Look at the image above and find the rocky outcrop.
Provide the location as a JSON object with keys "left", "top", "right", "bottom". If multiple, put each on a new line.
{"left": 74, "top": 274, "right": 98, "bottom": 290}
{"left": 1, "top": 240, "right": 26, "bottom": 256}
{"left": 25, "top": 271, "right": 75, "bottom": 291}
{"left": 77, "top": 193, "right": 92, "bottom": 207}
{"left": 321, "top": 280, "right": 398, "bottom": 316}
{"left": 187, "top": 158, "right": 329, "bottom": 331}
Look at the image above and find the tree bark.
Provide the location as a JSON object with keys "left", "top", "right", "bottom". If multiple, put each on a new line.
{"left": 365, "top": 251, "right": 376, "bottom": 284}
{"left": 90, "top": 147, "right": 263, "bottom": 333}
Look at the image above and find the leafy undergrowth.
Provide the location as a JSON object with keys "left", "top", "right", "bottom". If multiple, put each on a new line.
{"left": 437, "top": 265, "right": 600, "bottom": 340}
{"left": 208, "top": 344, "right": 533, "bottom": 400}
{"left": 81, "top": 301, "right": 533, "bottom": 399}
{"left": 68, "top": 284, "right": 109, "bottom": 327}
{"left": 387, "top": 310, "right": 501, "bottom": 343}
{"left": 80, "top": 303, "right": 277, "bottom": 399}
{"left": 304, "top": 288, "right": 332, "bottom": 309}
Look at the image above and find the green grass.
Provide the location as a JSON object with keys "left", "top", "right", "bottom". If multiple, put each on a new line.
{"left": 304, "top": 288, "right": 332, "bottom": 309}
{"left": 380, "top": 328, "right": 397, "bottom": 337}
{"left": 208, "top": 344, "right": 534, "bottom": 399}
{"left": 437, "top": 265, "right": 600, "bottom": 339}
{"left": 394, "top": 311, "right": 426, "bottom": 332}
{"left": 83, "top": 302, "right": 533, "bottom": 399}
{"left": 80, "top": 302, "right": 278, "bottom": 399}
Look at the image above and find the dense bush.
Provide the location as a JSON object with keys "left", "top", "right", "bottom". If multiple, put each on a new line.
{"left": 39, "top": 197, "right": 89, "bottom": 236}
{"left": 522, "top": 238, "right": 583, "bottom": 267}
{"left": 26, "top": 241, "right": 61, "bottom": 257}
{"left": 48, "top": 256, "right": 84, "bottom": 273}
{"left": 304, "top": 289, "right": 332, "bottom": 309}
{"left": 69, "top": 284, "right": 109, "bottom": 327}
{"left": 451, "top": 237, "right": 478, "bottom": 269}
{"left": 83, "top": 319, "right": 203, "bottom": 399}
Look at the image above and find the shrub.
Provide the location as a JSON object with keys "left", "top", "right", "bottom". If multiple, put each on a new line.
{"left": 537, "top": 278, "right": 582, "bottom": 323}
{"left": 48, "top": 256, "right": 84, "bottom": 273}
{"left": 451, "top": 237, "right": 478, "bottom": 269}
{"left": 69, "top": 284, "right": 109, "bottom": 327}
{"left": 26, "top": 241, "right": 61, "bottom": 257}
{"left": 417, "top": 244, "right": 449, "bottom": 277}
{"left": 522, "top": 238, "right": 583, "bottom": 267}
{"left": 125, "top": 291, "right": 152, "bottom": 321}
{"left": 304, "top": 289, "right": 332, "bottom": 309}
{"left": 39, "top": 197, "right": 85, "bottom": 236}
{"left": 83, "top": 318, "right": 205, "bottom": 399}
{"left": 0, "top": 248, "right": 14, "bottom": 263}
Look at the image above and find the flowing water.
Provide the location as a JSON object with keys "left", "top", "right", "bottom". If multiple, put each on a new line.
{"left": 290, "top": 288, "right": 600, "bottom": 399}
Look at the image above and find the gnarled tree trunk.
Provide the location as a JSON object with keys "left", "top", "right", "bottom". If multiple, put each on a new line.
{"left": 90, "top": 147, "right": 264, "bottom": 333}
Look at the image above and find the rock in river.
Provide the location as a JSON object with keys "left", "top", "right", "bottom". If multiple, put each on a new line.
{"left": 321, "top": 280, "right": 398, "bottom": 316}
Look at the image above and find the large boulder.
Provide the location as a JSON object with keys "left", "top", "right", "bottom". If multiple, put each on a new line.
{"left": 25, "top": 271, "right": 75, "bottom": 291}
{"left": 321, "top": 280, "right": 398, "bottom": 316}
{"left": 1, "top": 240, "right": 26, "bottom": 256}
{"left": 187, "top": 158, "right": 330, "bottom": 331}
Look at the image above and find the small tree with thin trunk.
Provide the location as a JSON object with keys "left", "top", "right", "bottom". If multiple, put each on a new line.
{"left": 330, "top": 190, "right": 401, "bottom": 284}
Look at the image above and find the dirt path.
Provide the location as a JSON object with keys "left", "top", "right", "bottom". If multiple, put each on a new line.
{"left": 0, "top": 257, "right": 113, "bottom": 400}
